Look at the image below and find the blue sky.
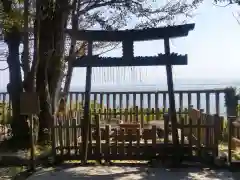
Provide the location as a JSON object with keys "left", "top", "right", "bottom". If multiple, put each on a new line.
{"left": 1, "top": 1, "right": 240, "bottom": 89}
{"left": 71, "top": 1, "right": 240, "bottom": 86}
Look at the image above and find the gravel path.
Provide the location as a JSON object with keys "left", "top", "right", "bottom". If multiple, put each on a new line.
{"left": 27, "top": 165, "right": 240, "bottom": 180}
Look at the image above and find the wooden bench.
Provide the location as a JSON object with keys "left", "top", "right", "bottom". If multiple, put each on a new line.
{"left": 119, "top": 123, "right": 141, "bottom": 129}
{"left": 112, "top": 123, "right": 141, "bottom": 141}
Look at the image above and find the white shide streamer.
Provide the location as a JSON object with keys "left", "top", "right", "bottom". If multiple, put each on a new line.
{"left": 89, "top": 66, "right": 154, "bottom": 86}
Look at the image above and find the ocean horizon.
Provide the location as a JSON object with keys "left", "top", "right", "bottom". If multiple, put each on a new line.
{"left": 1, "top": 78, "right": 240, "bottom": 117}
{"left": 1, "top": 78, "right": 240, "bottom": 92}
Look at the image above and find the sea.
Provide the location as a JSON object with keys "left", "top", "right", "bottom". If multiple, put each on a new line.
{"left": 1, "top": 78, "right": 240, "bottom": 117}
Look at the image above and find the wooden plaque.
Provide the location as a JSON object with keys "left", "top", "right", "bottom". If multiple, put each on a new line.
{"left": 20, "top": 92, "right": 40, "bottom": 115}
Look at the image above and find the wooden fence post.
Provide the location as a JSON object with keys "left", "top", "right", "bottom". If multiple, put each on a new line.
{"left": 228, "top": 116, "right": 235, "bottom": 165}
{"left": 105, "top": 125, "right": 111, "bottom": 163}
{"left": 95, "top": 115, "right": 102, "bottom": 164}
{"left": 163, "top": 114, "right": 169, "bottom": 145}
{"left": 213, "top": 114, "right": 220, "bottom": 158}
{"left": 135, "top": 106, "right": 139, "bottom": 124}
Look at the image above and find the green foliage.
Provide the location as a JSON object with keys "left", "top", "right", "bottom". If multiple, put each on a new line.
{"left": 0, "top": 102, "right": 11, "bottom": 124}
{"left": 0, "top": 0, "right": 24, "bottom": 33}
{"left": 224, "top": 87, "right": 236, "bottom": 107}
{"left": 2, "top": 9, "right": 23, "bottom": 30}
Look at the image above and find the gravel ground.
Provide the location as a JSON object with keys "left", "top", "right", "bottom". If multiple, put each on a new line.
{"left": 0, "top": 167, "right": 25, "bottom": 180}
{"left": 26, "top": 165, "right": 240, "bottom": 180}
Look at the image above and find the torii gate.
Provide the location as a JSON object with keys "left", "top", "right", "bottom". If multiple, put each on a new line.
{"left": 65, "top": 23, "right": 195, "bottom": 163}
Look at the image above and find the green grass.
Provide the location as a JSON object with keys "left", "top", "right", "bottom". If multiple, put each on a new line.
{"left": 0, "top": 100, "right": 189, "bottom": 124}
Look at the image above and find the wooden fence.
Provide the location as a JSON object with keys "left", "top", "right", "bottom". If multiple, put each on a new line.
{"left": 66, "top": 89, "right": 227, "bottom": 115}
{"left": 0, "top": 89, "right": 230, "bottom": 143}
{"left": 0, "top": 88, "right": 232, "bottom": 121}
{"left": 1, "top": 88, "right": 239, "bottom": 165}
{"left": 52, "top": 107, "right": 223, "bottom": 163}
{"left": 188, "top": 108, "right": 223, "bottom": 145}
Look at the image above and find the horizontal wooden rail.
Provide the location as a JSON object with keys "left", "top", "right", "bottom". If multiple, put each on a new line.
{"left": 73, "top": 55, "right": 187, "bottom": 67}
{"left": 65, "top": 24, "right": 195, "bottom": 42}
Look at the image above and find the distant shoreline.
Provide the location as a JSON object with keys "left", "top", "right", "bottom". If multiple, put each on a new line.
{"left": 0, "top": 85, "right": 236, "bottom": 92}
{"left": 0, "top": 78, "right": 240, "bottom": 92}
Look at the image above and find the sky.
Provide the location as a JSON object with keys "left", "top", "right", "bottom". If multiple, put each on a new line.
{"left": 1, "top": 1, "right": 240, "bottom": 89}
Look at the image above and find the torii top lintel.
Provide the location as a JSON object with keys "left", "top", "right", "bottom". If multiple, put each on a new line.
{"left": 65, "top": 23, "right": 195, "bottom": 42}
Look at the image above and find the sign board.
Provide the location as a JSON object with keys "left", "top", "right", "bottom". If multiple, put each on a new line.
{"left": 20, "top": 92, "right": 40, "bottom": 115}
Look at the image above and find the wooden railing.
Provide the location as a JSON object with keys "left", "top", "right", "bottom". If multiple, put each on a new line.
{"left": 67, "top": 89, "right": 227, "bottom": 116}
{"left": 0, "top": 88, "right": 230, "bottom": 112}
{"left": 0, "top": 88, "right": 230, "bottom": 124}
{"left": 0, "top": 89, "right": 230, "bottom": 146}
{"left": 53, "top": 110, "right": 223, "bottom": 162}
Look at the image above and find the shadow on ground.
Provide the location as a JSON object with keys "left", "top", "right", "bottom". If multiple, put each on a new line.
{"left": 25, "top": 164, "right": 240, "bottom": 180}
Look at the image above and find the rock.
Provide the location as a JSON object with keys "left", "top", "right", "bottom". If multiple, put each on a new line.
{"left": 214, "top": 152, "right": 227, "bottom": 167}
{"left": 214, "top": 157, "right": 226, "bottom": 167}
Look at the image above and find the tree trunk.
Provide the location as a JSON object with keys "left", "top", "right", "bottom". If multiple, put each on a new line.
{"left": 5, "top": 26, "right": 29, "bottom": 142}
{"left": 36, "top": 0, "right": 69, "bottom": 142}
{"left": 48, "top": 0, "right": 69, "bottom": 114}
{"left": 36, "top": 3, "right": 54, "bottom": 142}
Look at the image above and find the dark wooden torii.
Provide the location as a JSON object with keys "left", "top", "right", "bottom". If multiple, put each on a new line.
{"left": 66, "top": 23, "right": 195, "bottom": 163}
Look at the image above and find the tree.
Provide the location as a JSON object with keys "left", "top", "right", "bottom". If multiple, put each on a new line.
{"left": 0, "top": 0, "right": 30, "bottom": 143}
{"left": 213, "top": 0, "right": 240, "bottom": 6}
{"left": 212, "top": 0, "right": 240, "bottom": 24}
{"left": 0, "top": 0, "right": 203, "bottom": 147}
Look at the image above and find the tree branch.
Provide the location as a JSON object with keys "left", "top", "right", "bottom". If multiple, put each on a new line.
{"left": 96, "top": 42, "right": 121, "bottom": 56}
{"left": 78, "top": 0, "right": 128, "bottom": 15}
{"left": 212, "top": 2, "right": 232, "bottom": 7}
{"left": 232, "top": 12, "right": 240, "bottom": 25}
{"left": 0, "top": 66, "right": 8, "bottom": 70}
